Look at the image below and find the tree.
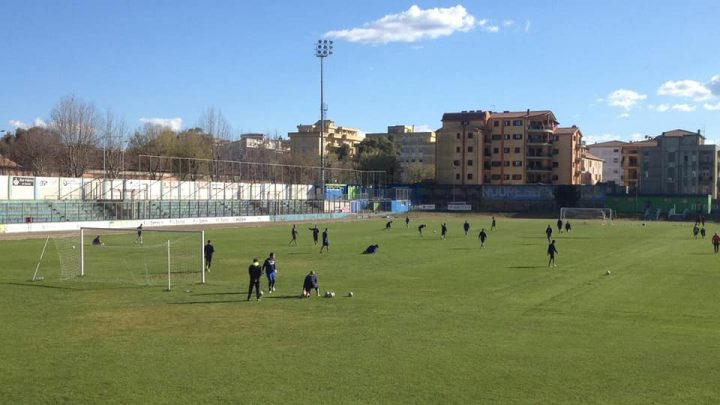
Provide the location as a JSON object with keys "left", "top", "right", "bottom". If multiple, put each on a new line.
{"left": 100, "top": 109, "right": 129, "bottom": 179}
{"left": 402, "top": 163, "right": 434, "bottom": 184}
{"left": 355, "top": 137, "right": 400, "bottom": 183}
{"left": 49, "top": 95, "right": 100, "bottom": 177}
{"left": 14, "top": 127, "right": 61, "bottom": 176}
{"left": 127, "top": 124, "right": 177, "bottom": 179}
{"left": 197, "top": 107, "right": 232, "bottom": 181}
{"left": 172, "top": 128, "right": 212, "bottom": 180}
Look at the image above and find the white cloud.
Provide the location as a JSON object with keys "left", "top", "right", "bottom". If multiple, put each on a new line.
{"left": 477, "top": 19, "right": 499, "bottom": 33}
{"left": 324, "top": 5, "right": 477, "bottom": 44}
{"left": 607, "top": 89, "right": 647, "bottom": 110}
{"left": 616, "top": 113, "right": 630, "bottom": 119}
{"left": 657, "top": 79, "right": 713, "bottom": 101}
{"left": 139, "top": 117, "right": 183, "bottom": 131}
{"left": 9, "top": 117, "right": 46, "bottom": 129}
{"left": 648, "top": 103, "right": 696, "bottom": 112}
{"left": 584, "top": 133, "right": 619, "bottom": 144}
{"left": 502, "top": 20, "right": 515, "bottom": 27}
{"left": 412, "top": 124, "right": 435, "bottom": 132}
{"left": 709, "top": 75, "right": 720, "bottom": 96}
{"left": 628, "top": 133, "right": 645, "bottom": 142}
{"left": 704, "top": 102, "right": 720, "bottom": 111}
{"left": 524, "top": 20, "right": 531, "bottom": 32}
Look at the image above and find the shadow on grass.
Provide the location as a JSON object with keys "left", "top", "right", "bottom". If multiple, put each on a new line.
{"left": 450, "top": 247, "right": 479, "bottom": 250}
{"left": 3, "top": 281, "right": 81, "bottom": 290}
{"left": 191, "top": 291, "right": 244, "bottom": 296}
{"left": 506, "top": 266, "right": 545, "bottom": 269}
{"left": 172, "top": 299, "right": 246, "bottom": 305}
{"left": 267, "top": 294, "right": 302, "bottom": 299}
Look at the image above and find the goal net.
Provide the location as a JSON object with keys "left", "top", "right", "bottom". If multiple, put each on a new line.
{"left": 33, "top": 227, "right": 205, "bottom": 290}
{"left": 559, "top": 207, "right": 614, "bottom": 222}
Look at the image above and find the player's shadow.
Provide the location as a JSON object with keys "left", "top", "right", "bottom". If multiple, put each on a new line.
{"left": 266, "top": 294, "right": 302, "bottom": 299}
{"left": 506, "top": 266, "right": 545, "bottom": 269}
{"left": 450, "top": 247, "right": 477, "bottom": 250}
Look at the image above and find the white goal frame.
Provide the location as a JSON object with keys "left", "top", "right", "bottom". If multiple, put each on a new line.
{"left": 80, "top": 227, "right": 206, "bottom": 286}
{"left": 559, "top": 207, "right": 614, "bottom": 222}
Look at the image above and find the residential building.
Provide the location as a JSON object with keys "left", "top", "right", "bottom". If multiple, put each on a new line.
{"left": 588, "top": 140, "right": 626, "bottom": 185}
{"left": 436, "top": 109, "right": 583, "bottom": 185}
{"left": 366, "top": 125, "right": 436, "bottom": 182}
{"left": 288, "top": 120, "right": 364, "bottom": 164}
{"left": 581, "top": 151, "right": 604, "bottom": 185}
{"left": 0, "top": 155, "right": 20, "bottom": 175}
{"left": 553, "top": 126, "right": 584, "bottom": 185}
{"left": 622, "top": 139, "right": 657, "bottom": 191}
{"left": 639, "top": 129, "right": 717, "bottom": 196}
{"left": 222, "top": 133, "right": 290, "bottom": 161}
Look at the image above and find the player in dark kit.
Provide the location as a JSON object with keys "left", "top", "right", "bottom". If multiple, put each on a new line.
{"left": 302, "top": 271, "right": 319, "bottom": 297}
{"left": 289, "top": 224, "right": 298, "bottom": 246}
{"left": 557, "top": 219, "right": 563, "bottom": 232}
{"left": 701, "top": 227, "right": 706, "bottom": 239}
{"left": 320, "top": 228, "right": 329, "bottom": 253}
{"left": 405, "top": 216, "right": 410, "bottom": 228}
{"left": 441, "top": 223, "right": 448, "bottom": 240}
{"left": 463, "top": 220, "right": 470, "bottom": 237}
{"left": 418, "top": 224, "right": 426, "bottom": 236}
{"left": 713, "top": 233, "right": 720, "bottom": 253}
{"left": 263, "top": 252, "right": 277, "bottom": 293}
{"left": 565, "top": 221, "right": 572, "bottom": 232}
{"left": 491, "top": 216, "right": 496, "bottom": 230}
{"left": 204, "top": 240, "right": 215, "bottom": 272}
{"left": 385, "top": 220, "right": 393, "bottom": 230}
{"left": 545, "top": 225, "right": 553, "bottom": 242}
{"left": 547, "top": 240, "right": 558, "bottom": 267}
{"left": 136, "top": 224, "right": 143, "bottom": 244}
{"left": 92, "top": 235, "right": 103, "bottom": 246}
{"left": 693, "top": 224, "right": 700, "bottom": 239}
{"left": 362, "top": 244, "right": 379, "bottom": 254}
{"left": 478, "top": 228, "right": 487, "bottom": 248}
{"left": 247, "top": 258, "right": 263, "bottom": 301}
{"left": 308, "top": 225, "right": 320, "bottom": 245}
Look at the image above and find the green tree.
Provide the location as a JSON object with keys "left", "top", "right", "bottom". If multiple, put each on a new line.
{"left": 355, "top": 137, "right": 400, "bottom": 183}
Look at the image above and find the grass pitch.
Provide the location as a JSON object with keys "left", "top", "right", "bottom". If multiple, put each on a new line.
{"left": 2, "top": 214, "right": 720, "bottom": 404}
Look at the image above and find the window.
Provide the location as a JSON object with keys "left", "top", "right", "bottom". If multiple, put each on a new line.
{"left": 552, "top": 149, "right": 559, "bottom": 154}
{"left": 411, "top": 159, "right": 416, "bottom": 162}
{"left": 484, "top": 148, "right": 491, "bottom": 156}
{"left": 467, "top": 173, "right": 473, "bottom": 180}
{"left": 553, "top": 162, "right": 559, "bottom": 168}
{"left": 493, "top": 148, "right": 499, "bottom": 154}
{"left": 453, "top": 160, "right": 460, "bottom": 166}
{"left": 512, "top": 174, "right": 522, "bottom": 180}
{"left": 468, "top": 146, "right": 473, "bottom": 153}
{"left": 456, "top": 173, "right": 460, "bottom": 180}
{"left": 513, "top": 134, "right": 523, "bottom": 140}
{"left": 456, "top": 133, "right": 460, "bottom": 139}
{"left": 613, "top": 149, "right": 619, "bottom": 153}
{"left": 552, "top": 175, "right": 559, "bottom": 181}
{"left": 419, "top": 159, "right": 423, "bottom": 163}
{"left": 513, "top": 120, "right": 523, "bottom": 126}
{"left": 456, "top": 146, "right": 461, "bottom": 153}
{"left": 492, "top": 161, "right": 502, "bottom": 167}
{"left": 467, "top": 160, "right": 473, "bottom": 166}
{"left": 504, "top": 134, "right": 511, "bottom": 140}
{"left": 514, "top": 147, "right": 521, "bottom": 153}
{"left": 504, "top": 161, "right": 510, "bottom": 167}
{"left": 504, "top": 120, "right": 511, "bottom": 126}
{"left": 513, "top": 161, "right": 523, "bottom": 167}
{"left": 468, "top": 133, "right": 474, "bottom": 139}
{"left": 503, "top": 147, "right": 510, "bottom": 153}
{"left": 493, "top": 120, "right": 499, "bottom": 127}
{"left": 491, "top": 174, "right": 501, "bottom": 180}
{"left": 492, "top": 134, "right": 501, "bottom": 140}
{"left": 613, "top": 158, "right": 619, "bottom": 163}
{"left": 484, "top": 161, "right": 491, "bottom": 169}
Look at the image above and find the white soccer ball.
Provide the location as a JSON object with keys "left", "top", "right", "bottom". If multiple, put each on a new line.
{"left": 330, "top": 292, "right": 336, "bottom": 298}
{"left": 72, "top": 245, "right": 76, "bottom": 249}
{"left": 606, "top": 270, "right": 611, "bottom": 275}
{"left": 348, "top": 291, "right": 354, "bottom": 297}
{"left": 433, "top": 230, "right": 437, "bottom": 233}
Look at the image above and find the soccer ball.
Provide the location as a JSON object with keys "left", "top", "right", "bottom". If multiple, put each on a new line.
{"left": 72, "top": 245, "right": 76, "bottom": 249}
{"left": 330, "top": 292, "right": 336, "bottom": 298}
{"left": 348, "top": 291, "right": 354, "bottom": 297}
{"left": 606, "top": 270, "right": 611, "bottom": 275}
{"left": 433, "top": 230, "right": 437, "bottom": 233}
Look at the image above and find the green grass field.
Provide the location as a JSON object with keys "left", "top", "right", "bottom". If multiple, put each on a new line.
{"left": 2, "top": 214, "right": 720, "bottom": 404}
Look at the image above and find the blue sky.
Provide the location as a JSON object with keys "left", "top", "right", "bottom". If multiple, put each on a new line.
{"left": 1, "top": 1, "right": 719, "bottom": 144}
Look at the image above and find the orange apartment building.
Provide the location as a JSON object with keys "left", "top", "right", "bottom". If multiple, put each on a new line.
{"left": 621, "top": 139, "right": 657, "bottom": 190}
{"left": 436, "top": 110, "right": 584, "bottom": 185}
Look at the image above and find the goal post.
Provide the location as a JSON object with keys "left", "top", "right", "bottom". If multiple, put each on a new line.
{"left": 559, "top": 207, "right": 614, "bottom": 222}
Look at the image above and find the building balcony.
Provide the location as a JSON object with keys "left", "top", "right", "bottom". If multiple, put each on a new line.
{"left": 526, "top": 154, "right": 553, "bottom": 160}
{"left": 526, "top": 166, "right": 553, "bottom": 173}
{"left": 527, "top": 126, "right": 554, "bottom": 134}
{"left": 527, "top": 136, "right": 552, "bottom": 145}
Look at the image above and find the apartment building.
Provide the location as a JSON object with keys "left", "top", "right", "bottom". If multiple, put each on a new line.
{"left": 588, "top": 140, "right": 626, "bottom": 185}
{"left": 581, "top": 152, "right": 604, "bottom": 185}
{"left": 288, "top": 120, "right": 364, "bottom": 163}
{"left": 622, "top": 139, "right": 658, "bottom": 191}
{"left": 436, "top": 109, "right": 583, "bottom": 185}
{"left": 222, "top": 133, "right": 290, "bottom": 161}
{"left": 639, "top": 129, "right": 718, "bottom": 196}
{"left": 367, "top": 125, "right": 436, "bottom": 182}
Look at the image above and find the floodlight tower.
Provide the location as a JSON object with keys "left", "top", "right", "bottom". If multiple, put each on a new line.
{"left": 315, "top": 39, "right": 333, "bottom": 198}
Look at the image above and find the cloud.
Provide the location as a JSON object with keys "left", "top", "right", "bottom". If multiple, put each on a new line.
{"left": 139, "top": 117, "right": 182, "bottom": 131}
{"left": 704, "top": 102, "right": 720, "bottom": 111}
{"left": 524, "top": 20, "right": 531, "bottom": 32}
{"left": 324, "top": 5, "right": 477, "bottom": 44}
{"left": 648, "top": 103, "right": 696, "bottom": 112}
{"left": 9, "top": 117, "right": 46, "bottom": 129}
{"left": 616, "top": 113, "right": 630, "bottom": 119}
{"left": 476, "top": 19, "right": 499, "bottom": 33}
{"left": 628, "top": 133, "right": 645, "bottom": 142}
{"left": 584, "top": 133, "right": 619, "bottom": 144}
{"left": 412, "top": 124, "right": 436, "bottom": 132}
{"left": 607, "top": 89, "right": 647, "bottom": 110}
{"left": 657, "top": 79, "right": 713, "bottom": 101}
{"left": 502, "top": 20, "right": 515, "bottom": 27}
{"left": 709, "top": 75, "right": 720, "bottom": 96}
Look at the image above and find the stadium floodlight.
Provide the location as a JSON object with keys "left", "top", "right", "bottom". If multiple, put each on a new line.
{"left": 315, "top": 39, "right": 333, "bottom": 198}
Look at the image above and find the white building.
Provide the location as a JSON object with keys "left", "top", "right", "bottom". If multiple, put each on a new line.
{"left": 587, "top": 140, "right": 626, "bottom": 185}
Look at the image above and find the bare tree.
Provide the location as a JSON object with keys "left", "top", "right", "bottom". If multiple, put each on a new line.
{"left": 100, "top": 109, "right": 129, "bottom": 179}
{"left": 197, "top": 107, "right": 232, "bottom": 181}
{"left": 49, "top": 95, "right": 100, "bottom": 177}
